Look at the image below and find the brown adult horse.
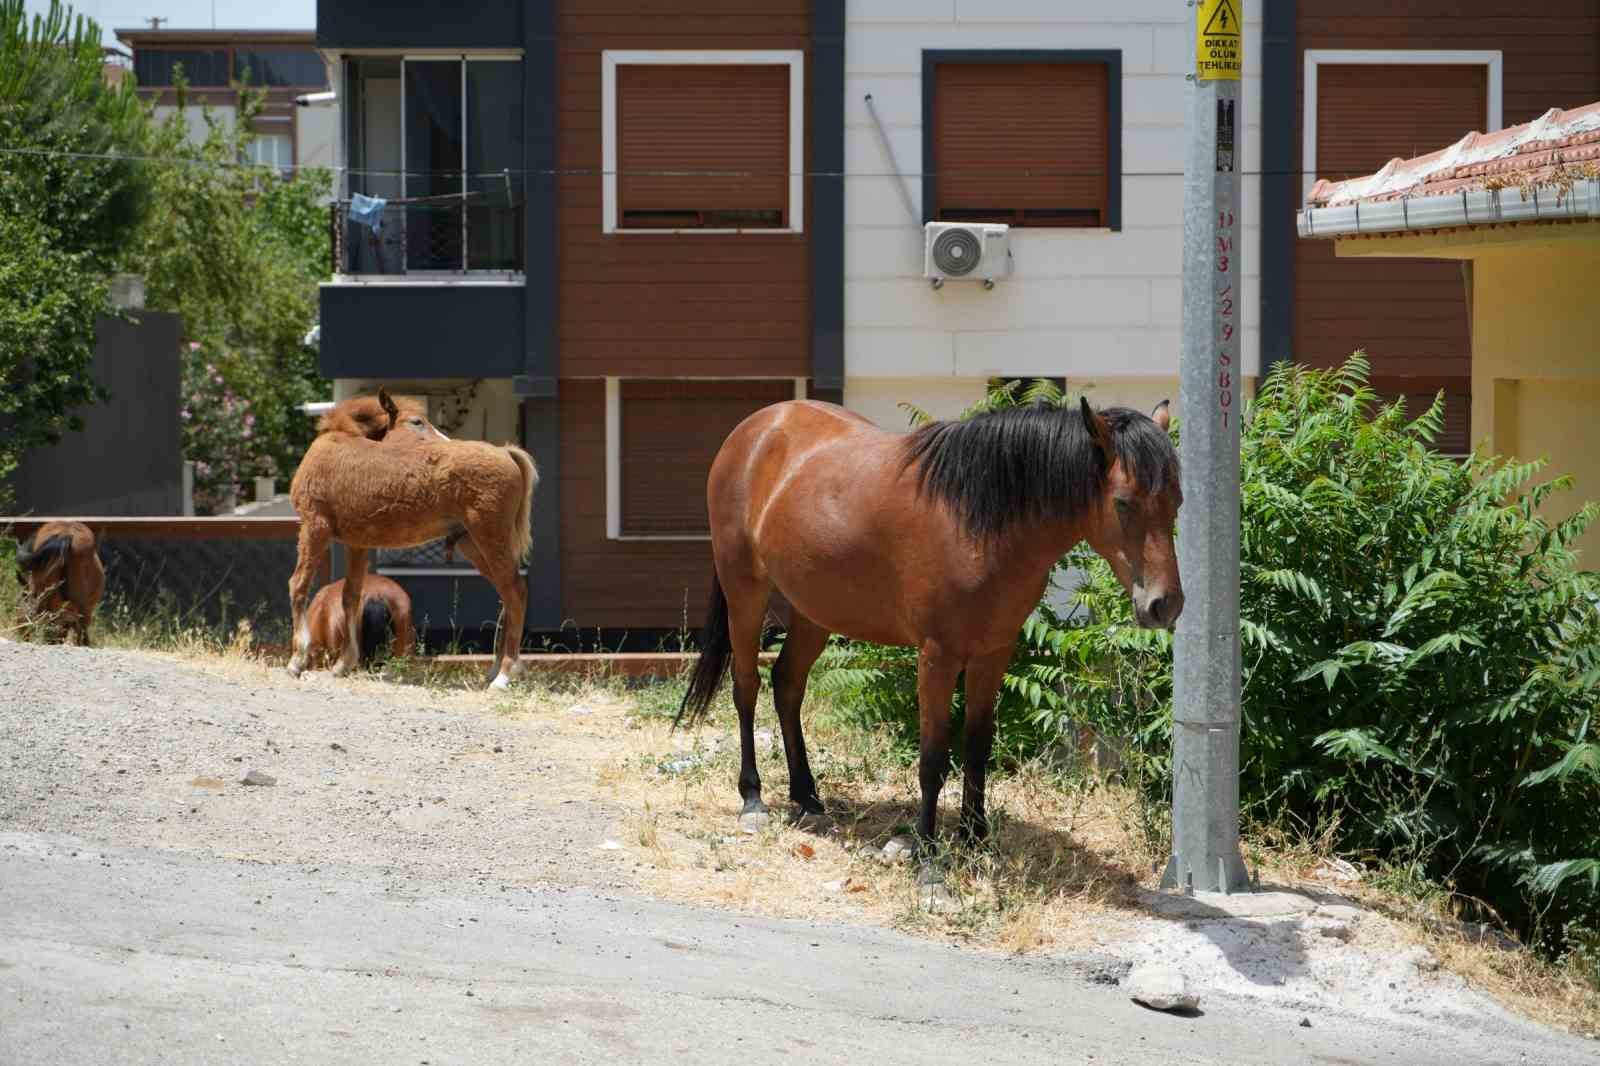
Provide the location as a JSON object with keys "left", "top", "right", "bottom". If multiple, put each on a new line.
{"left": 676, "top": 397, "right": 1182, "bottom": 873}
{"left": 287, "top": 390, "right": 538, "bottom": 688}
{"left": 15, "top": 521, "right": 105, "bottom": 646}
{"left": 305, "top": 574, "right": 417, "bottom": 668}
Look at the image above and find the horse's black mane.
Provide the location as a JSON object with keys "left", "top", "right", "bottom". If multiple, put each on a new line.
{"left": 902, "top": 402, "right": 1179, "bottom": 538}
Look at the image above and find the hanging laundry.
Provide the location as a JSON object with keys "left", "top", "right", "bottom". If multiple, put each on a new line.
{"left": 349, "top": 193, "right": 387, "bottom": 234}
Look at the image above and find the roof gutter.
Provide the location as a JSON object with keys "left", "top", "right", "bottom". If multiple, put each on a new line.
{"left": 1298, "top": 178, "right": 1600, "bottom": 240}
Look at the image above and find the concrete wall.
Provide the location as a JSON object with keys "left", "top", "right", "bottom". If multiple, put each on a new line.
{"left": 152, "top": 103, "right": 237, "bottom": 144}
{"left": 295, "top": 101, "right": 340, "bottom": 176}
{"left": 10, "top": 312, "right": 185, "bottom": 516}
{"left": 842, "top": 0, "right": 1263, "bottom": 427}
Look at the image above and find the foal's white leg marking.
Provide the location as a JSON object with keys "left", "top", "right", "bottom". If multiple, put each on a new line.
{"left": 489, "top": 670, "right": 511, "bottom": 690}
{"left": 287, "top": 618, "right": 311, "bottom": 677}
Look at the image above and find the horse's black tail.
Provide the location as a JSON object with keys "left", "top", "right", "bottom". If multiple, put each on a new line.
{"left": 16, "top": 534, "right": 72, "bottom": 601}
{"left": 358, "top": 597, "right": 392, "bottom": 665}
{"left": 675, "top": 572, "right": 732, "bottom": 730}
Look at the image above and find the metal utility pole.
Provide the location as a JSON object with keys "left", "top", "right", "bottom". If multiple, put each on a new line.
{"left": 1161, "top": 0, "right": 1251, "bottom": 895}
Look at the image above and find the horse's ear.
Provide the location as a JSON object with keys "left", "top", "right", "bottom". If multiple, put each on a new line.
{"left": 377, "top": 388, "right": 400, "bottom": 425}
{"left": 1080, "top": 397, "right": 1113, "bottom": 464}
{"left": 1152, "top": 399, "right": 1172, "bottom": 431}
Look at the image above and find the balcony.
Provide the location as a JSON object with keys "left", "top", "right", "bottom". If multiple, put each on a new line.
{"left": 329, "top": 195, "right": 524, "bottom": 278}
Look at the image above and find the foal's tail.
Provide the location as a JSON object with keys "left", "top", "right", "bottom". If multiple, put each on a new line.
{"left": 358, "top": 597, "right": 393, "bottom": 664}
{"left": 675, "top": 572, "right": 732, "bottom": 730}
{"left": 504, "top": 445, "right": 540, "bottom": 564}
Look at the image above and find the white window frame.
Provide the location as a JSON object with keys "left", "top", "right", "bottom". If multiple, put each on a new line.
{"left": 601, "top": 49, "right": 805, "bottom": 236}
{"left": 605, "top": 376, "right": 808, "bottom": 541}
{"left": 1302, "top": 50, "right": 1502, "bottom": 201}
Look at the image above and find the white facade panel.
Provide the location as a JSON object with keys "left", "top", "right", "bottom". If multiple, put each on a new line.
{"left": 842, "top": 1, "right": 1266, "bottom": 419}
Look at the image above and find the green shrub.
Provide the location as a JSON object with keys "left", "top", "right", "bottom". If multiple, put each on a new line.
{"left": 1065, "top": 355, "right": 1600, "bottom": 953}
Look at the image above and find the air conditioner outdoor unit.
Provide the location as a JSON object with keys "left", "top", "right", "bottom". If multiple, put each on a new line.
{"left": 923, "top": 221, "right": 1011, "bottom": 289}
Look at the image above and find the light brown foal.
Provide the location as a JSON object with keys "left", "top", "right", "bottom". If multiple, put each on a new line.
{"left": 287, "top": 391, "right": 538, "bottom": 688}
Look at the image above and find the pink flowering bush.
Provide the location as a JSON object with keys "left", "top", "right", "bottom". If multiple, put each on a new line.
{"left": 180, "top": 349, "right": 275, "bottom": 514}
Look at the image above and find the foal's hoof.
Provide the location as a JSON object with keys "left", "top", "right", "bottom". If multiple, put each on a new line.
{"left": 738, "top": 802, "right": 771, "bottom": 835}
{"left": 286, "top": 660, "right": 305, "bottom": 679}
{"left": 488, "top": 673, "right": 511, "bottom": 691}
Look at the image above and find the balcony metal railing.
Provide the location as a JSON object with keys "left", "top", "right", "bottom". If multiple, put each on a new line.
{"left": 330, "top": 195, "right": 525, "bottom": 277}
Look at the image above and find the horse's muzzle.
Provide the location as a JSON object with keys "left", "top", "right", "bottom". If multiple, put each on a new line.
{"left": 1134, "top": 587, "right": 1185, "bottom": 630}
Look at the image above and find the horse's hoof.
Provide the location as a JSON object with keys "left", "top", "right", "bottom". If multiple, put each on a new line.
{"left": 286, "top": 661, "right": 304, "bottom": 679}
{"left": 488, "top": 673, "right": 511, "bottom": 691}
{"left": 918, "top": 880, "right": 955, "bottom": 913}
{"left": 738, "top": 806, "right": 770, "bottom": 835}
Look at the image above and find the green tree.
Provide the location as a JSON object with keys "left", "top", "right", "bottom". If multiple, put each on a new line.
{"left": 129, "top": 80, "right": 332, "bottom": 510}
{"left": 0, "top": 0, "right": 151, "bottom": 492}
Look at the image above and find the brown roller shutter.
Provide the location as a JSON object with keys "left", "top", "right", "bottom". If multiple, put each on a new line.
{"left": 617, "top": 64, "right": 789, "bottom": 229}
{"left": 934, "top": 62, "right": 1108, "bottom": 228}
{"left": 1295, "top": 63, "right": 1486, "bottom": 450}
{"left": 620, "top": 379, "right": 796, "bottom": 536}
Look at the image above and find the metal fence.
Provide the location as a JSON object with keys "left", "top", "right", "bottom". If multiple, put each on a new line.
{"left": 6, "top": 518, "right": 315, "bottom": 643}
{"left": 330, "top": 198, "right": 525, "bottom": 276}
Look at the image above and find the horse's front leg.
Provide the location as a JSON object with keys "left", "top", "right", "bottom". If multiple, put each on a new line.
{"left": 332, "top": 547, "right": 369, "bottom": 677}
{"left": 287, "top": 519, "right": 331, "bottom": 677}
{"left": 915, "top": 644, "right": 960, "bottom": 906}
{"left": 959, "top": 649, "right": 1010, "bottom": 844}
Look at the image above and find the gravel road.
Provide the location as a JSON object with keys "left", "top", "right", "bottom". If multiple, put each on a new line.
{"left": 2, "top": 642, "right": 1595, "bottom": 1065}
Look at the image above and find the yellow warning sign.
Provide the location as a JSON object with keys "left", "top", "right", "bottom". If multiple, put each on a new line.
{"left": 1196, "top": 0, "right": 1243, "bottom": 81}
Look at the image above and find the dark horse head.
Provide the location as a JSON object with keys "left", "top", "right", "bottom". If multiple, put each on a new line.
{"left": 904, "top": 396, "right": 1183, "bottom": 629}
{"left": 1079, "top": 399, "right": 1183, "bottom": 629}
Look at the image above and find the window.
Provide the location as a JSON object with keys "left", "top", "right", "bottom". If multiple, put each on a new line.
{"left": 134, "top": 48, "right": 229, "bottom": 87}
{"left": 1297, "top": 51, "right": 1500, "bottom": 451}
{"left": 606, "top": 379, "right": 803, "bottom": 539}
{"left": 923, "top": 51, "right": 1121, "bottom": 230}
{"left": 246, "top": 132, "right": 293, "bottom": 175}
{"left": 342, "top": 56, "right": 524, "bottom": 275}
{"left": 601, "top": 51, "right": 805, "bottom": 234}
{"left": 236, "top": 49, "right": 327, "bottom": 88}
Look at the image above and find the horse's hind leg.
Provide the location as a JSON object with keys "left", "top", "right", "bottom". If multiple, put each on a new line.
{"left": 772, "top": 611, "right": 830, "bottom": 818}
{"left": 455, "top": 532, "right": 526, "bottom": 689}
{"left": 287, "top": 518, "right": 332, "bottom": 677}
{"left": 332, "top": 547, "right": 369, "bottom": 677}
{"left": 722, "top": 572, "right": 775, "bottom": 832}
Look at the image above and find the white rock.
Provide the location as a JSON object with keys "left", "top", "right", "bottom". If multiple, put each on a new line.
{"left": 822, "top": 879, "right": 846, "bottom": 894}
{"left": 597, "top": 839, "right": 623, "bottom": 851}
{"left": 880, "top": 834, "right": 917, "bottom": 865}
{"left": 1316, "top": 920, "right": 1355, "bottom": 942}
{"left": 1126, "top": 963, "right": 1201, "bottom": 1013}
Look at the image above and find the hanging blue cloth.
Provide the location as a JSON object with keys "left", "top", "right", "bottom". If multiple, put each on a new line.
{"left": 349, "top": 193, "right": 386, "bottom": 234}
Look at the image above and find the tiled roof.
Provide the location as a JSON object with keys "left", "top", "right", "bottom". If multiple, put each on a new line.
{"left": 1307, "top": 102, "right": 1600, "bottom": 209}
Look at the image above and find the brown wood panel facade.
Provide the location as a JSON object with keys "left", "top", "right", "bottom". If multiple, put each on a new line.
{"left": 560, "top": 379, "right": 713, "bottom": 629}
{"left": 557, "top": 0, "right": 813, "bottom": 379}
{"left": 1292, "top": 3, "right": 1600, "bottom": 448}
{"left": 619, "top": 379, "right": 796, "bottom": 535}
